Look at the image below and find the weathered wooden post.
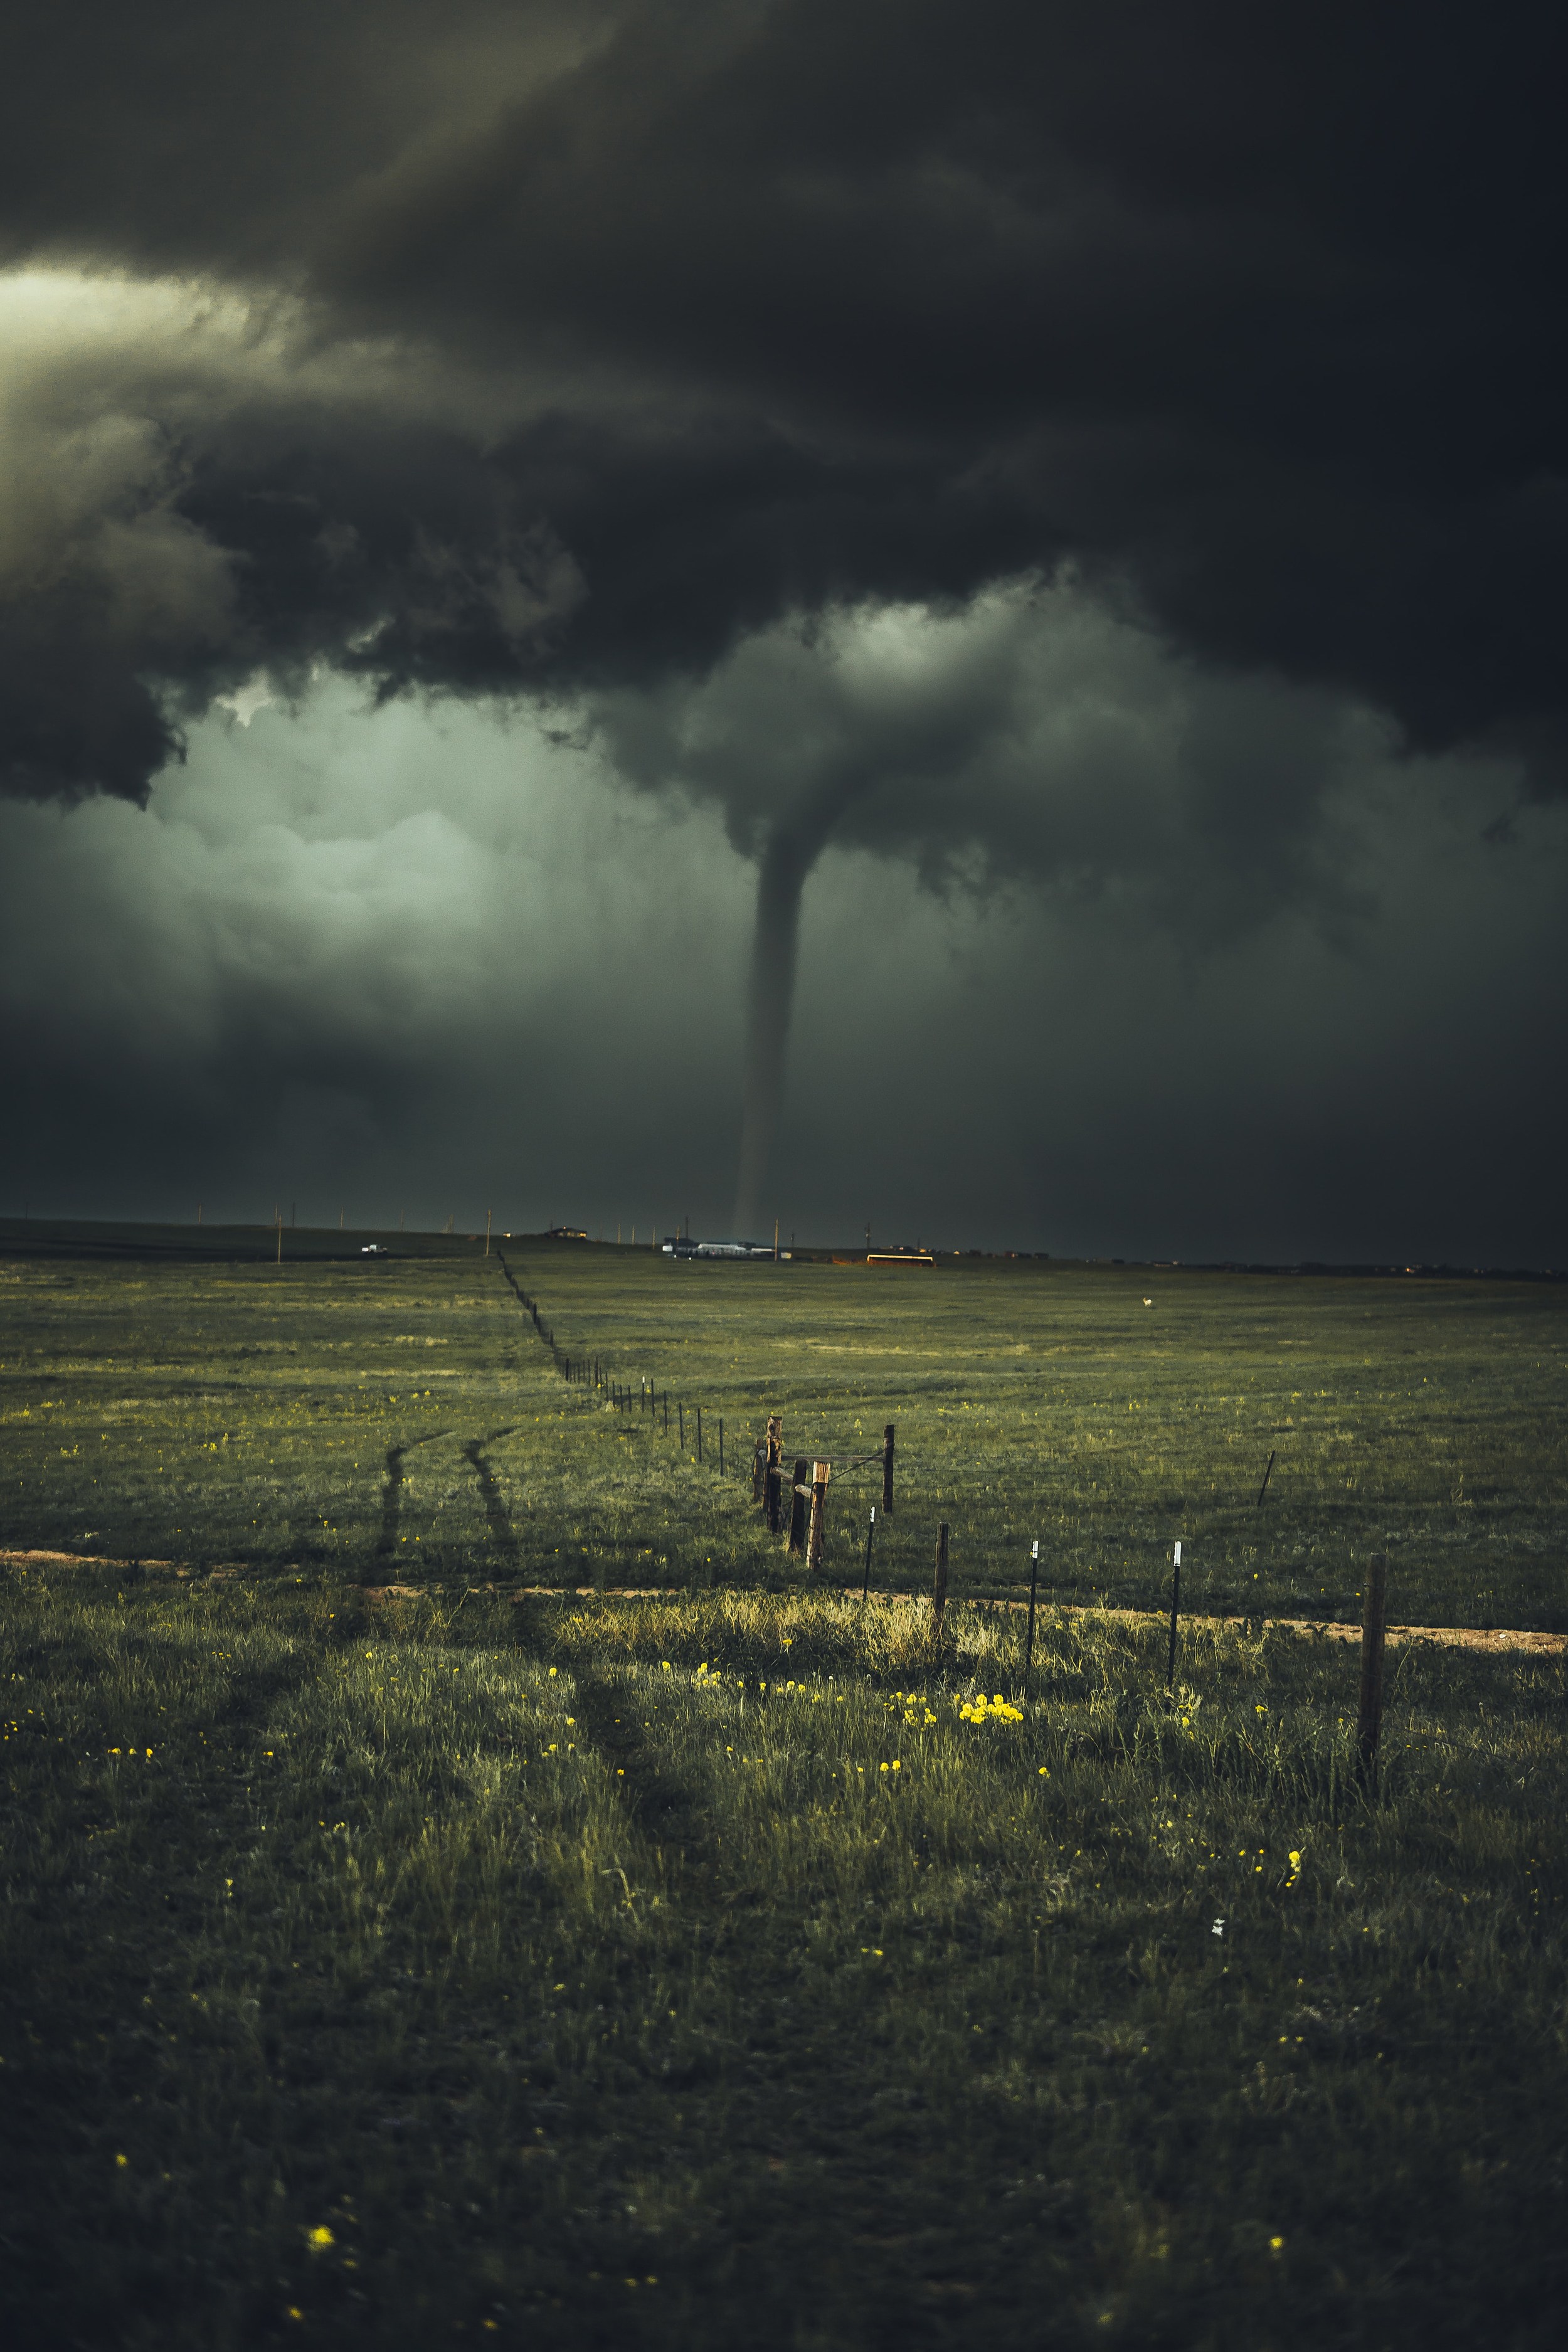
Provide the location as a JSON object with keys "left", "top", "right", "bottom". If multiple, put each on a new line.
{"left": 932, "top": 1522, "right": 950, "bottom": 1643}
{"left": 787, "top": 1456, "right": 810, "bottom": 1554}
{"left": 807, "top": 1461, "right": 831, "bottom": 1572}
{"left": 1357, "top": 1553, "right": 1389, "bottom": 1783}
{"left": 765, "top": 1415, "right": 783, "bottom": 1534}
{"left": 882, "top": 1424, "right": 896, "bottom": 1514}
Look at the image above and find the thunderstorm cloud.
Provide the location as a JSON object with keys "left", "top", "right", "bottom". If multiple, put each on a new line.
{"left": 1, "top": 3, "right": 1565, "bottom": 1258}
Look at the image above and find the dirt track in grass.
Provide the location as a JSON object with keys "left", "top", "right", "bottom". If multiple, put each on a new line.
{"left": 6, "top": 1547, "right": 1562, "bottom": 1655}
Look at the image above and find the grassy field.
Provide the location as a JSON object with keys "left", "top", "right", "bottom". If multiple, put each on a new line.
{"left": 1, "top": 1229, "right": 1565, "bottom": 2347}
{"left": 3, "top": 1226, "right": 1566, "bottom": 1627}
{"left": 3, "top": 1571, "right": 1564, "bottom": 2349}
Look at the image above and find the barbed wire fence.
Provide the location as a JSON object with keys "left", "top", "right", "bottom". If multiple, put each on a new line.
{"left": 495, "top": 1248, "right": 896, "bottom": 1572}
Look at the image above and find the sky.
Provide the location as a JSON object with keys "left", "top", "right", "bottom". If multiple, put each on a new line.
{"left": 3, "top": 2, "right": 1566, "bottom": 1262}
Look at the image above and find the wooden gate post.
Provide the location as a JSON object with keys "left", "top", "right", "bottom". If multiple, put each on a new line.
{"left": 1357, "top": 1554, "right": 1389, "bottom": 1783}
{"left": 788, "top": 1457, "right": 810, "bottom": 1554}
{"left": 932, "top": 1522, "right": 950, "bottom": 1642}
{"left": 882, "top": 1425, "right": 896, "bottom": 1514}
{"left": 807, "top": 1461, "right": 831, "bottom": 1573}
{"left": 765, "top": 1415, "right": 783, "bottom": 1534}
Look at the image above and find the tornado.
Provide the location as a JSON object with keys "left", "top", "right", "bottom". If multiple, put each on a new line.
{"left": 731, "top": 785, "right": 849, "bottom": 1236}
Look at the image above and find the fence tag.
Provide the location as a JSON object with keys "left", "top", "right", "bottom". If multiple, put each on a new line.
{"left": 1173, "top": 1540, "right": 1182, "bottom": 1567}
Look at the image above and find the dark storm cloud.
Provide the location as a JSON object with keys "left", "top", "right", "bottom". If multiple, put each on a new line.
{"left": 4, "top": 0, "right": 1568, "bottom": 807}
{"left": 5, "top": 0, "right": 1568, "bottom": 1264}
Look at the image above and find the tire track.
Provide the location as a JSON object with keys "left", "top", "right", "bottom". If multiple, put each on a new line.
{"left": 464, "top": 1431, "right": 521, "bottom": 1567}
{"left": 565, "top": 1668, "right": 706, "bottom": 1868}
{"left": 374, "top": 1429, "right": 452, "bottom": 1563}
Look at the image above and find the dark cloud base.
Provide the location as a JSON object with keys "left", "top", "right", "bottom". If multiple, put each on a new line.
{"left": 5, "top": 3, "right": 1568, "bottom": 804}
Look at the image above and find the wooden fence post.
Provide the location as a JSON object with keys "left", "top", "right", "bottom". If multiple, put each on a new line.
{"left": 882, "top": 1424, "right": 896, "bottom": 1514}
{"left": 932, "top": 1522, "right": 950, "bottom": 1643}
{"left": 807, "top": 1461, "right": 831, "bottom": 1573}
{"left": 1357, "top": 1554, "right": 1389, "bottom": 1783}
{"left": 765, "top": 1415, "right": 783, "bottom": 1534}
{"left": 788, "top": 1456, "right": 810, "bottom": 1555}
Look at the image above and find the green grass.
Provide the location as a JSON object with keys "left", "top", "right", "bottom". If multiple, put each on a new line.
{"left": 4, "top": 1231, "right": 1567, "bottom": 1627}
{"left": 1, "top": 1230, "right": 1565, "bottom": 2345}
{"left": 2, "top": 1569, "right": 1563, "bottom": 2348}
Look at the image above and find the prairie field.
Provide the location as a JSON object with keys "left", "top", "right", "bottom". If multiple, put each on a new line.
{"left": 4, "top": 1225, "right": 1567, "bottom": 1624}
{"left": 1, "top": 1228, "right": 1565, "bottom": 2349}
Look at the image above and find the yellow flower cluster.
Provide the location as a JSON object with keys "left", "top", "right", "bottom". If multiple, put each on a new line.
{"left": 888, "top": 1690, "right": 938, "bottom": 1726}
{"left": 958, "top": 1693, "right": 1024, "bottom": 1724}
